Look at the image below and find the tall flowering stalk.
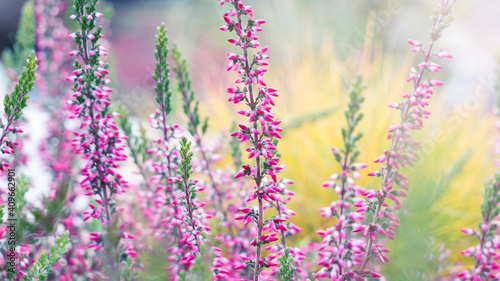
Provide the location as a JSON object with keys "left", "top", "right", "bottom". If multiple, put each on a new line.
{"left": 219, "top": 1, "right": 298, "bottom": 279}
{"left": 358, "top": 0, "right": 455, "bottom": 277}
{"left": 147, "top": 22, "right": 184, "bottom": 263}
{"left": 66, "top": 0, "right": 134, "bottom": 278}
{"left": 35, "top": 0, "right": 107, "bottom": 278}
{"left": 315, "top": 76, "right": 369, "bottom": 279}
{"left": 145, "top": 24, "right": 210, "bottom": 279}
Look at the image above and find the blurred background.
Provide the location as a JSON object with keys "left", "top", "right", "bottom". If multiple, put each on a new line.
{"left": 2, "top": 0, "right": 500, "bottom": 279}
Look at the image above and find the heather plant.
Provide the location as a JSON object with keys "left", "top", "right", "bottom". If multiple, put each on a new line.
{"left": 66, "top": 0, "right": 136, "bottom": 279}
{"left": 315, "top": 76, "right": 369, "bottom": 280}
{"left": 358, "top": 0, "right": 455, "bottom": 276}
{"left": 0, "top": 4, "right": 82, "bottom": 279}
{"left": 219, "top": 0, "right": 301, "bottom": 279}
{"left": 36, "top": 0, "right": 77, "bottom": 196}
{"left": 32, "top": 0, "right": 110, "bottom": 279}
{"left": 0, "top": 52, "right": 37, "bottom": 166}
{"left": 276, "top": 247, "right": 297, "bottom": 281}
{"left": 4, "top": 0, "right": 500, "bottom": 280}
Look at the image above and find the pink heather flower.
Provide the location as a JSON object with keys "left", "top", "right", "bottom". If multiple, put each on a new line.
{"left": 219, "top": 1, "right": 300, "bottom": 279}
{"left": 67, "top": 0, "right": 135, "bottom": 277}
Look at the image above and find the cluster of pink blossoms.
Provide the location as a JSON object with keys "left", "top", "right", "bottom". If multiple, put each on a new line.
{"left": 219, "top": 0, "right": 302, "bottom": 280}
{"left": 36, "top": 0, "right": 104, "bottom": 278}
{"left": 66, "top": 0, "right": 136, "bottom": 277}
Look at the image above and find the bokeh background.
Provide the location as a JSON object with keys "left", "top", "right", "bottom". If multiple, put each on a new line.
{"left": 2, "top": 0, "right": 500, "bottom": 279}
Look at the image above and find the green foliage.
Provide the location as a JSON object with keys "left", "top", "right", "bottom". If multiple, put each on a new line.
{"left": 276, "top": 248, "right": 297, "bottom": 281}
{"left": 26, "top": 231, "right": 70, "bottom": 281}
{"left": 0, "top": 177, "right": 69, "bottom": 278}
{"left": 2, "top": 0, "right": 35, "bottom": 71}
{"left": 3, "top": 52, "right": 38, "bottom": 123}
{"left": 179, "top": 137, "right": 194, "bottom": 182}
{"left": 383, "top": 152, "right": 470, "bottom": 280}
{"left": 15, "top": 175, "right": 29, "bottom": 212}
{"left": 341, "top": 74, "right": 365, "bottom": 164}
{"left": 13, "top": 176, "right": 36, "bottom": 247}
{"left": 153, "top": 23, "right": 172, "bottom": 115}
{"left": 31, "top": 181, "right": 70, "bottom": 235}
{"left": 480, "top": 172, "right": 500, "bottom": 230}
{"left": 176, "top": 136, "right": 205, "bottom": 255}
{"left": 0, "top": 204, "right": 3, "bottom": 225}
{"left": 172, "top": 44, "right": 209, "bottom": 136}
{"left": 121, "top": 256, "right": 139, "bottom": 281}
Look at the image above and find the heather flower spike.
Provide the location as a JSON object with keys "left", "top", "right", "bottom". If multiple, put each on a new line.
{"left": 315, "top": 75, "right": 368, "bottom": 280}
{"left": 67, "top": 0, "right": 134, "bottom": 278}
{"left": 0, "top": 51, "right": 37, "bottom": 170}
{"left": 220, "top": 0, "right": 300, "bottom": 279}
{"left": 357, "top": 0, "right": 455, "bottom": 276}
